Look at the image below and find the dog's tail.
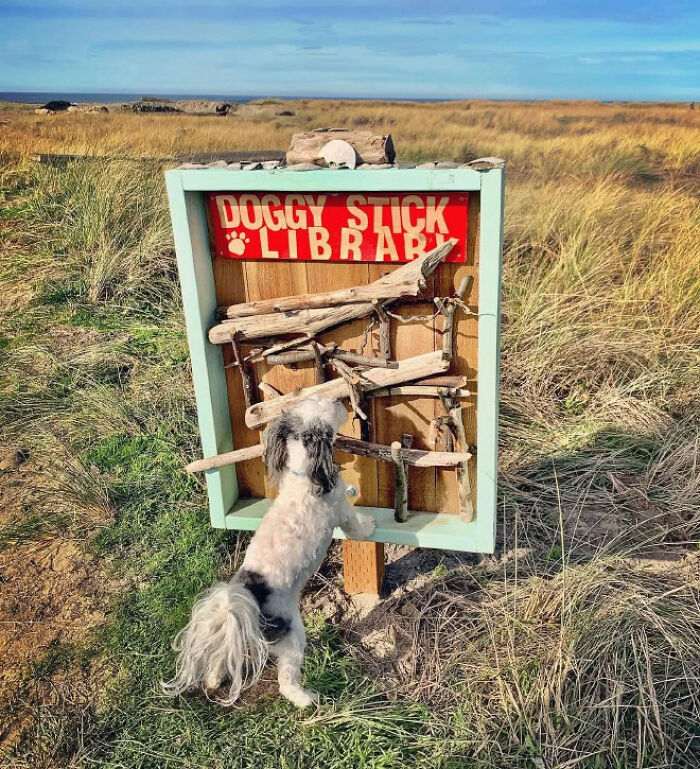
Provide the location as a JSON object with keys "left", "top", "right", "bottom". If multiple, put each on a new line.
{"left": 161, "top": 580, "right": 267, "bottom": 706}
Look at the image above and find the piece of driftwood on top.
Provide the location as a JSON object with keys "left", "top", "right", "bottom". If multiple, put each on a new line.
{"left": 286, "top": 129, "right": 395, "bottom": 166}
{"left": 209, "top": 241, "right": 456, "bottom": 344}
{"left": 216, "top": 240, "right": 456, "bottom": 320}
{"left": 245, "top": 349, "right": 449, "bottom": 428}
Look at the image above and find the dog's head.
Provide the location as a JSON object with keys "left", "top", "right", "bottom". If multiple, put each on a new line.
{"left": 264, "top": 396, "right": 347, "bottom": 495}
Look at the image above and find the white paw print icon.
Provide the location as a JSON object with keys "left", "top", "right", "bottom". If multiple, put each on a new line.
{"left": 226, "top": 231, "right": 250, "bottom": 256}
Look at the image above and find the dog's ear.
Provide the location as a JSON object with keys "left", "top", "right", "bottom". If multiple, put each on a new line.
{"left": 264, "top": 412, "right": 296, "bottom": 482}
{"left": 301, "top": 421, "right": 338, "bottom": 496}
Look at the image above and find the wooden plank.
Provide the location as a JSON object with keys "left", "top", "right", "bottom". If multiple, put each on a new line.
{"left": 435, "top": 192, "right": 479, "bottom": 515}
{"left": 342, "top": 540, "right": 385, "bottom": 594}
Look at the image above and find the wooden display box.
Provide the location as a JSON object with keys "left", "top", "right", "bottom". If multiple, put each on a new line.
{"left": 166, "top": 166, "right": 504, "bottom": 589}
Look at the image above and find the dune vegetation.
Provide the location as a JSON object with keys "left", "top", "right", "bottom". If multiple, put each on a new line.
{"left": 0, "top": 98, "right": 698, "bottom": 768}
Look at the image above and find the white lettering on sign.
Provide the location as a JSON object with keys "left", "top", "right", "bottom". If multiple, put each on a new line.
{"left": 209, "top": 192, "right": 468, "bottom": 263}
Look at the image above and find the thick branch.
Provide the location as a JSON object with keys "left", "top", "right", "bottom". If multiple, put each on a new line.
{"left": 216, "top": 240, "right": 457, "bottom": 320}
{"left": 185, "top": 435, "right": 471, "bottom": 474}
{"left": 392, "top": 441, "right": 409, "bottom": 522}
{"left": 245, "top": 350, "right": 449, "bottom": 428}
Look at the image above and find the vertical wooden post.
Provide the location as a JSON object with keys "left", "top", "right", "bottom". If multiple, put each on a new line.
{"left": 343, "top": 540, "right": 384, "bottom": 594}
{"left": 343, "top": 395, "right": 384, "bottom": 595}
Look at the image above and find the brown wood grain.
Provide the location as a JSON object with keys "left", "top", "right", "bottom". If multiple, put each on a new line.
{"left": 342, "top": 540, "right": 385, "bottom": 594}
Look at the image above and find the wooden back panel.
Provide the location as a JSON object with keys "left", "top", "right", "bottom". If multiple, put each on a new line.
{"left": 210, "top": 190, "right": 479, "bottom": 516}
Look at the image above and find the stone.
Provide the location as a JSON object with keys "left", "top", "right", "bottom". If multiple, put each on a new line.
{"left": 416, "top": 161, "right": 437, "bottom": 169}
{"left": 243, "top": 162, "right": 262, "bottom": 171}
{"left": 262, "top": 160, "right": 281, "bottom": 169}
{"left": 435, "top": 161, "right": 459, "bottom": 169}
{"left": 227, "top": 162, "right": 242, "bottom": 170}
{"left": 285, "top": 162, "right": 321, "bottom": 171}
{"left": 319, "top": 139, "right": 357, "bottom": 169}
{"left": 394, "top": 161, "right": 416, "bottom": 169}
{"left": 465, "top": 157, "right": 506, "bottom": 171}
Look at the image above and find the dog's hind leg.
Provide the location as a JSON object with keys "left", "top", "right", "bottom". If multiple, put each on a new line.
{"left": 271, "top": 610, "right": 319, "bottom": 708}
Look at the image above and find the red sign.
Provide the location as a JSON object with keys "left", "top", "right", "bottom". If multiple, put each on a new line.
{"left": 207, "top": 192, "right": 468, "bottom": 263}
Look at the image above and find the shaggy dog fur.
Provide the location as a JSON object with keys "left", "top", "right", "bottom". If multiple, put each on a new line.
{"left": 162, "top": 396, "right": 376, "bottom": 707}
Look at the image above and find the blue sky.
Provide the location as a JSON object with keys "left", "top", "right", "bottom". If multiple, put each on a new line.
{"left": 1, "top": 1, "right": 698, "bottom": 100}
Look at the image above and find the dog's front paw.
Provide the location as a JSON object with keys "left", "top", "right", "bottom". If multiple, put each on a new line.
{"left": 281, "top": 685, "right": 320, "bottom": 709}
{"left": 357, "top": 514, "right": 376, "bottom": 539}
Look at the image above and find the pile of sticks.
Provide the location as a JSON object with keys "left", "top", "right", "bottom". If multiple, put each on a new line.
{"left": 190, "top": 240, "right": 476, "bottom": 521}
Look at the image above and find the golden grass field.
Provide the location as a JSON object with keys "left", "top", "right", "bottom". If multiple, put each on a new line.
{"left": 0, "top": 98, "right": 699, "bottom": 768}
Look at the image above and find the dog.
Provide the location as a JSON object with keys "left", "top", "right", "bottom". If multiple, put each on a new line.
{"left": 162, "top": 396, "right": 376, "bottom": 708}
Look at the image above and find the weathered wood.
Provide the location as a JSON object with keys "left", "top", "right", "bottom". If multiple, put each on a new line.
{"left": 286, "top": 129, "right": 395, "bottom": 166}
{"left": 436, "top": 275, "right": 471, "bottom": 361}
{"left": 185, "top": 435, "right": 472, "bottom": 474}
{"left": 230, "top": 332, "right": 256, "bottom": 408}
{"left": 391, "top": 442, "right": 408, "bottom": 522}
{"left": 413, "top": 375, "right": 467, "bottom": 387}
{"left": 311, "top": 341, "right": 325, "bottom": 384}
{"left": 334, "top": 349, "right": 398, "bottom": 369}
{"left": 264, "top": 344, "right": 398, "bottom": 369}
{"left": 336, "top": 437, "right": 471, "bottom": 468}
{"left": 186, "top": 443, "right": 264, "bottom": 472}
{"left": 244, "top": 350, "right": 449, "bottom": 428}
{"left": 210, "top": 303, "right": 375, "bottom": 344}
{"left": 375, "top": 304, "right": 391, "bottom": 360}
{"left": 216, "top": 240, "right": 457, "bottom": 320}
{"left": 330, "top": 358, "right": 368, "bottom": 421}
{"left": 258, "top": 382, "right": 281, "bottom": 398}
{"left": 439, "top": 393, "right": 474, "bottom": 522}
{"left": 369, "top": 386, "right": 471, "bottom": 398}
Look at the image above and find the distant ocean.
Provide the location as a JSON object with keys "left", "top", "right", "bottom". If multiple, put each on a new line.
{"left": 0, "top": 91, "right": 446, "bottom": 104}
{"left": 0, "top": 92, "right": 261, "bottom": 104}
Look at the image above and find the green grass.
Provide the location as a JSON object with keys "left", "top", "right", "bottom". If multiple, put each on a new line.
{"left": 1, "top": 102, "right": 699, "bottom": 769}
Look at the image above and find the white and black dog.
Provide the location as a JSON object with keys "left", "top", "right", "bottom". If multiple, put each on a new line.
{"left": 162, "top": 396, "right": 376, "bottom": 708}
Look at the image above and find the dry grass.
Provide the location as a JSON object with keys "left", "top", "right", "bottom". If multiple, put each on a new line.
{"left": 0, "top": 98, "right": 698, "bottom": 768}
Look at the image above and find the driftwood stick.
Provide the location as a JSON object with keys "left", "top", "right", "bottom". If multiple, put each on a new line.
{"left": 312, "top": 342, "right": 326, "bottom": 384}
{"left": 392, "top": 441, "right": 409, "bottom": 522}
{"left": 186, "top": 443, "right": 264, "bottom": 473}
{"left": 245, "top": 350, "right": 449, "bottom": 428}
{"left": 439, "top": 393, "right": 474, "bottom": 522}
{"left": 335, "top": 349, "right": 398, "bottom": 369}
{"left": 256, "top": 336, "right": 314, "bottom": 360}
{"left": 266, "top": 349, "right": 316, "bottom": 365}
{"left": 213, "top": 239, "right": 456, "bottom": 323}
{"left": 230, "top": 333, "right": 256, "bottom": 408}
{"left": 259, "top": 382, "right": 282, "bottom": 398}
{"left": 330, "top": 358, "right": 367, "bottom": 421}
{"left": 265, "top": 344, "right": 397, "bottom": 369}
{"left": 415, "top": 375, "right": 467, "bottom": 387}
{"left": 336, "top": 437, "right": 470, "bottom": 467}
{"left": 436, "top": 275, "right": 473, "bottom": 361}
{"left": 436, "top": 299, "right": 457, "bottom": 361}
{"left": 185, "top": 435, "right": 472, "bottom": 474}
{"left": 375, "top": 304, "right": 391, "bottom": 361}
{"left": 370, "top": 385, "right": 471, "bottom": 398}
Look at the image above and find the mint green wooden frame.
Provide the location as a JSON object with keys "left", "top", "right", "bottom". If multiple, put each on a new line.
{"left": 166, "top": 167, "right": 504, "bottom": 553}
